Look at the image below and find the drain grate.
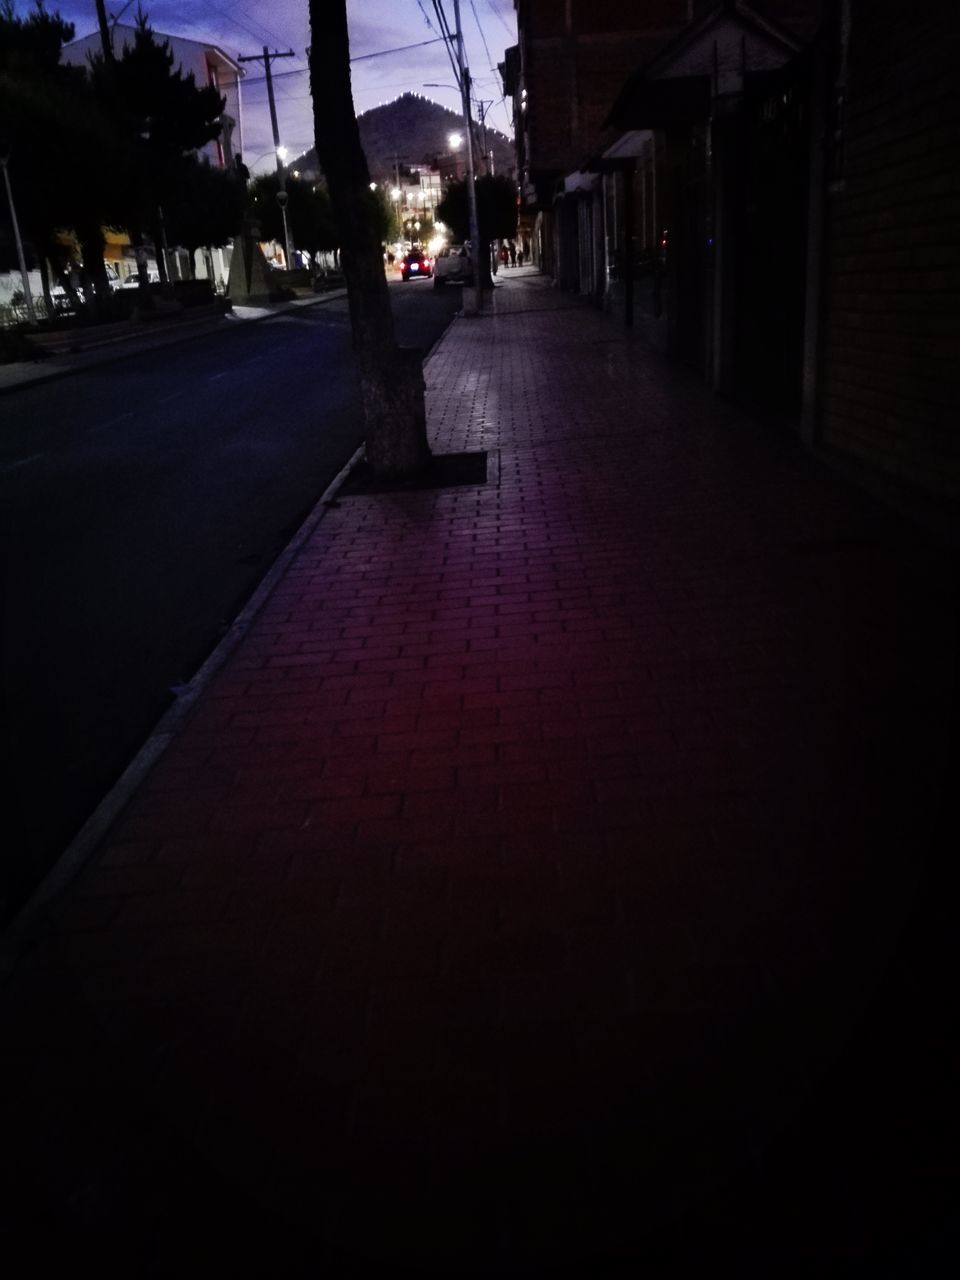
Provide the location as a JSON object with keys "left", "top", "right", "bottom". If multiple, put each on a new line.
{"left": 338, "top": 450, "right": 489, "bottom": 496}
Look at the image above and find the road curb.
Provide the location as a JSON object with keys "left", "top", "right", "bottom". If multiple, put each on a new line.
{"left": 0, "top": 440, "right": 363, "bottom": 977}
{"left": 0, "top": 290, "right": 349, "bottom": 398}
{"left": 0, "top": 301, "right": 460, "bottom": 973}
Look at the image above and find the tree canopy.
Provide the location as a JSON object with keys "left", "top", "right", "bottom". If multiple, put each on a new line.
{"left": 249, "top": 173, "right": 338, "bottom": 262}
{"left": 435, "top": 174, "right": 517, "bottom": 246}
{"left": 163, "top": 155, "right": 247, "bottom": 258}
{"left": 88, "top": 11, "right": 225, "bottom": 284}
{"left": 0, "top": 0, "right": 123, "bottom": 302}
{"left": 1, "top": 3, "right": 236, "bottom": 304}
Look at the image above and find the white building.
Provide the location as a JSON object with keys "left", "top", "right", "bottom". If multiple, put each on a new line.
{"left": 62, "top": 24, "right": 245, "bottom": 170}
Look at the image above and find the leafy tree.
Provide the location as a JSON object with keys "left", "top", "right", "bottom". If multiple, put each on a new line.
{"left": 89, "top": 8, "right": 225, "bottom": 291}
{"left": 248, "top": 172, "right": 338, "bottom": 267}
{"left": 308, "top": 1, "right": 430, "bottom": 479}
{"left": 0, "top": 0, "right": 121, "bottom": 314}
{"left": 436, "top": 173, "right": 517, "bottom": 285}
{"left": 371, "top": 186, "right": 401, "bottom": 245}
{"left": 162, "top": 155, "right": 246, "bottom": 276}
{"left": 401, "top": 211, "right": 435, "bottom": 246}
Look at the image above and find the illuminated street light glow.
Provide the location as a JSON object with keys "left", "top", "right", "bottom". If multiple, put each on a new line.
{"left": 447, "top": 132, "right": 463, "bottom": 149}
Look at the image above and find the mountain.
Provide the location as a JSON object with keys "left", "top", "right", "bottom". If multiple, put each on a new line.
{"left": 296, "top": 92, "right": 516, "bottom": 183}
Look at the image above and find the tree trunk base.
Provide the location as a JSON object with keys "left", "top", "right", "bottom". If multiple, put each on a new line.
{"left": 362, "top": 347, "right": 431, "bottom": 478}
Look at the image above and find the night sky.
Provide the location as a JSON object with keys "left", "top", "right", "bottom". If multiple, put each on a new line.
{"left": 41, "top": 0, "right": 517, "bottom": 171}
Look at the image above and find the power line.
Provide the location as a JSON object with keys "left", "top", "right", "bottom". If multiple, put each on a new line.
{"left": 469, "top": 0, "right": 495, "bottom": 73}
{"left": 205, "top": 1, "right": 289, "bottom": 51}
{"left": 485, "top": 0, "right": 515, "bottom": 37}
{"left": 241, "top": 36, "right": 449, "bottom": 86}
{"left": 237, "top": 6, "right": 288, "bottom": 46}
{"left": 417, "top": 1, "right": 438, "bottom": 34}
{"left": 432, "top": 0, "right": 462, "bottom": 89}
{"left": 351, "top": 37, "right": 447, "bottom": 63}
{"left": 238, "top": 67, "right": 308, "bottom": 86}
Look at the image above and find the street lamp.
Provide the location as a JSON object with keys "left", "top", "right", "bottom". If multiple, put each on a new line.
{"left": 274, "top": 145, "right": 295, "bottom": 268}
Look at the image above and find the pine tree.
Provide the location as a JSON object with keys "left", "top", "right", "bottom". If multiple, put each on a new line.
{"left": 90, "top": 9, "right": 225, "bottom": 292}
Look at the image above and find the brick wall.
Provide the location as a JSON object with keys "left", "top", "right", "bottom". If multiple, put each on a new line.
{"left": 520, "top": 1, "right": 690, "bottom": 179}
{"left": 819, "top": 2, "right": 960, "bottom": 499}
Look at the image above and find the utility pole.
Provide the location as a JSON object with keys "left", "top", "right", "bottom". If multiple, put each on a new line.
{"left": 95, "top": 0, "right": 113, "bottom": 62}
{"left": 238, "top": 46, "right": 296, "bottom": 267}
{"left": 475, "top": 99, "right": 493, "bottom": 174}
{"left": 392, "top": 153, "right": 408, "bottom": 224}
{"left": 452, "top": 0, "right": 482, "bottom": 314}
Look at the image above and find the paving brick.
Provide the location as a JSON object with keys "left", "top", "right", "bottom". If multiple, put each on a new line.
{"left": 6, "top": 270, "right": 955, "bottom": 1269}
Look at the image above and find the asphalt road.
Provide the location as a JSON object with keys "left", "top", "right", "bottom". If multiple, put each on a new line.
{"left": 0, "top": 279, "right": 462, "bottom": 918}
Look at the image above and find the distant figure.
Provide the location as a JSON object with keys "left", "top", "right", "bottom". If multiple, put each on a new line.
{"left": 499, "top": 243, "right": 509, "bottom": 267}
{"left": 517, "top": 243, "right": 525, "bottom": 268}
{"left": 508, "top": 240, "right": 517, "bottom": 267}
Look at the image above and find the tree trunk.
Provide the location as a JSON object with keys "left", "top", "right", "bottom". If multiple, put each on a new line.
{"left": 153, "top": 218, "right": 170, "bottom": 287}
{"left": 130, "top": 228, "right": 155, "bottom": 311}
{"left": 38, "top": 254, "right": 54, "bottom": 319}
{"left": 77, "top": 224, "right": 113, "bottom": 317}
{"left": 307, "top": 2, "right": 430, "bottom": 478}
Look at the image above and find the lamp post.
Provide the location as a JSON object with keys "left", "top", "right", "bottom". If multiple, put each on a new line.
{"left": 0, "top": 147, "right": 37, "bottom": 326}
{"left": 275, "top": 144, "right": 295, "bottom": 267}
{"left": 446, "top": 131, "right": 463, "bottom": 179}
{"left": 451, "top": 0, "right": 483, "bottom": 314}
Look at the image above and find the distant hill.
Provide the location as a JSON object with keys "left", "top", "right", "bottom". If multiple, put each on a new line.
{"left": 296, "top": 92, "right": 515, "bottom": 183}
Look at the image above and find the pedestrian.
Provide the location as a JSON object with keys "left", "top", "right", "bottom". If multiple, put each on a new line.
{"left": 509, "top": 240, "right": 517, "bottom": 267}
{"left": 499, "top": 243, "right": 509, "bottom": 268}
{"left": 517, "top": 243, "right": 525, "bottom": 268}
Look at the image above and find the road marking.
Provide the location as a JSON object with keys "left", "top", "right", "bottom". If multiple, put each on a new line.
{"left": 87, "top": 411, "right": 133, "bottom": 435}
{"left": 0, "top": 452, "right": 47, "bottom": 475}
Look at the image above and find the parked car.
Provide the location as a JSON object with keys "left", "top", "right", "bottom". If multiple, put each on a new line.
{"left": 433, "top": 244, "right": 473, "bottom": 288}
{"left": 119, "top": 269, "right": 161, "bottom": 288}
{"left": 400, "top": 249, "right": 432, "bottom": 282}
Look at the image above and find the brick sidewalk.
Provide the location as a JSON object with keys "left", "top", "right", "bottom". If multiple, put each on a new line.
{"left": 2, "top": 272, "right": 957, "bottom": 1273}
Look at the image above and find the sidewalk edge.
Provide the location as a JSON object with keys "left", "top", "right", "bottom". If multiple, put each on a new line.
{"left": 0, "top": 441, "right": 364, "bottom": 977}
{"left": 0, "top": 310, "right": 460, "bottom": 972}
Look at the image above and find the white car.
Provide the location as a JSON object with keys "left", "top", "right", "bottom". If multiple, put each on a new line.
{"left": 433, "top": 244, "right": 473, "bottom": 288}
{"left": 119, "top": 270, "right": 160, "bottom": 288}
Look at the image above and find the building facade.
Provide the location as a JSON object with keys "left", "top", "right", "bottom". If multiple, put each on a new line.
{"left": 62, "top": 25, "right": 244, "bottom": 170}
{"left": 504, "top": 0, "right": 959, "bottom": 507}
{"left": 812, "top": 1, "right": 960, "bottom": 504}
